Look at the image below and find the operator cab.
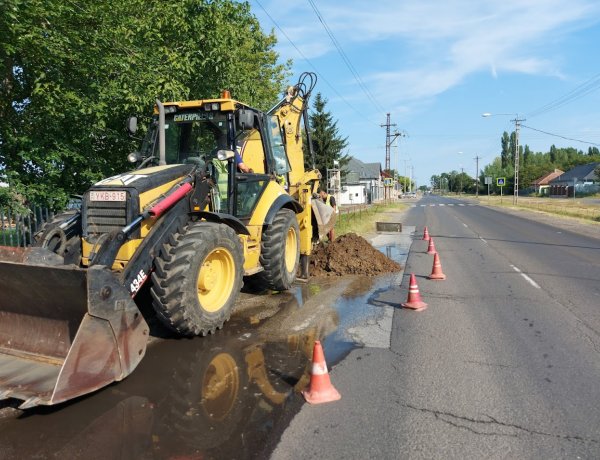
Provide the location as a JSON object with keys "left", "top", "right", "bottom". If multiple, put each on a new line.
{"left": 126, "top": 96, "right": 291, "bottom": 219}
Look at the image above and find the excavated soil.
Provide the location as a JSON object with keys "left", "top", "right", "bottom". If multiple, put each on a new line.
{"left": 310, "top": 233, "right": 402, "bottom": 277}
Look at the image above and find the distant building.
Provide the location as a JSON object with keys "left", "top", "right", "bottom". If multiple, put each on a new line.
{"left": 548, "top": 162, "right": 600, "bottom": 197}
{"left": 341, "top": 157, "right": 384, "bottom": 204}
{"left": 532, "top": 168, "right": 563, "bottom": 196}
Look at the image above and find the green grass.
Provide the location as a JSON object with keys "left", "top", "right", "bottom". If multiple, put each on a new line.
{"left": 335, "top": 202, "right": 407, "bottom": 236}
{"left": 475, "top": 196, "right": 600, "bottom": 222}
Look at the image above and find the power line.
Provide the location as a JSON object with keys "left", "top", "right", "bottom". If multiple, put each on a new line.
{"left": 527, "top": 71, "right": 600, "bottom": 119}
{"left": 253, "top": 0, "right": 380, "bottom": 125}
{"left": 305, "top": 0, "right": 386, "bottom": 114}
{"left": 521, "top": 124, "right": 600, "bottom": 147}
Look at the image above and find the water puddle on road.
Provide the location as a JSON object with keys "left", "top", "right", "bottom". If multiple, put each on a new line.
{"left": 0, "top": 237, "right": 411, "bottom": 460}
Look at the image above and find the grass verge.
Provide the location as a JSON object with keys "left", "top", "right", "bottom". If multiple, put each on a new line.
{"left": 335, "top": 202, "right": 407, "bottom": 236}
{"left": 473, "top": 195, "right": 600, "bottom": 222}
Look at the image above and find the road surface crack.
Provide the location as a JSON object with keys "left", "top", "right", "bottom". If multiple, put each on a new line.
{"left": 463, "top": 359, "right": 519, "bottom": 369}
{"left": 402, "top": 403, "right": 598, "bottom": 444}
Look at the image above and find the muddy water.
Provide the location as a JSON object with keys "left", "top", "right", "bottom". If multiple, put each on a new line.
{"left": 0, "top": 233, "right": 411, "bottom": 459}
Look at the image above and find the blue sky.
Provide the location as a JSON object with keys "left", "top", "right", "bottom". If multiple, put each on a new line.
{"left": 250, "top": 0, "right": 600, "bottom": 187}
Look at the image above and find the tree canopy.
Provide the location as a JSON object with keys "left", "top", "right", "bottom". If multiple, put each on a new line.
{"left": 434, "top": 129, "right": 600, "bottom": 195}
{"left": 1, "top": 0, "right": 289, "bottom": 207}
{"left": 305, "top": 92, "right": 349, "bottom": 180}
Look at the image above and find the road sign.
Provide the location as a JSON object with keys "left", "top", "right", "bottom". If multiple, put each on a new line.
{"left": 484, "top": 176, "right": 492, "bottom": 185}
{"left": 497, "top": 177, "right": 506, "bottom": 186}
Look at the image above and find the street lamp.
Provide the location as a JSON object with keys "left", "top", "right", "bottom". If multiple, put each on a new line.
{"left": 482, "top": 112, "right": 525, "bottom": 204}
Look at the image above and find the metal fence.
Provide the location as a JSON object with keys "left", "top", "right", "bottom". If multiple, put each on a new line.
{"left": 0, "top": 206, "right": 53, "bottom": 247}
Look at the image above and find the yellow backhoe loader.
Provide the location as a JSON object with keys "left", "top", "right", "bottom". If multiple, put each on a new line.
{"left": 0, "top": 72, "right": 335, "bottom": 409}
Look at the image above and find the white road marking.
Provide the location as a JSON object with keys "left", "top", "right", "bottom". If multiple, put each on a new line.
{"left": 463, "top": 223, "right": 468, "bottom": 227}
{"left": 458, "top": 204, "right": 465, "bottom": 206}
{"left": 510, "top": 264, "right": 541, "bottom": 289}
{"left": 439, "top": 203, "right": 445, "bottom": 206}
{"left": 480, "top": 238, "right": 487, "bottom": 244}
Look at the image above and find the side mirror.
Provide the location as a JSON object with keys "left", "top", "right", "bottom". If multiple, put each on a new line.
{"left": 216, "top": 149, "right": 235, "bottom": 161}
{"left": 126, "top": 116, "right": 138, "bottom": 135}
{"left": 237, "top": 110, "right": 254, "bottom": 130}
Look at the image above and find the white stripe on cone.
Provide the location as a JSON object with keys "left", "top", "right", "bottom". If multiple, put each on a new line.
{"left": 311, "top": 362, "right": 328, "bottom": 375}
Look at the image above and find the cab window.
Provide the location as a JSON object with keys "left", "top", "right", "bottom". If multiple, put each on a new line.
{"left": 164, "top": 112, "right": 229, "bottom": 164}
{"left": 266, "top": 115, "right": 291, "bottom": 175}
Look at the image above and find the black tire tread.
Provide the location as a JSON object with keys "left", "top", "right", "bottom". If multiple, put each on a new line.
{"left": 257, "top": 208, "right": 299, "bottom": 291}
{"left": 150, "top": 222, "right": 243, "bottom": 336}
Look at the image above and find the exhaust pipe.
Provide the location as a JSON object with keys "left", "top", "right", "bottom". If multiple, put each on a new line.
{"left": 156, "top": 99, "right": 166, "bottom": 166}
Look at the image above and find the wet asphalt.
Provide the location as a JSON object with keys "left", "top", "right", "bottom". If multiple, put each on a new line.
{"left": 272, "top": 196, "right": 600, "bottom": 459}
{"left": 0, "top": 216, "right": 411, "bottom": 459}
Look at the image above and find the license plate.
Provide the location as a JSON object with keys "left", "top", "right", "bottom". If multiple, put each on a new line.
{"left": 89, "top": 190, "right": 127, "bottom": 202}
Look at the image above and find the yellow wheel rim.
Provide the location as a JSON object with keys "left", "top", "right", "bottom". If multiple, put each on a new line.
{"left": 284, "top": 225, "right": 298, "bottom": 273}
{"left": 197, "top": 247, "right": 236, "bottom": 313}
{"left": 201, "top": 353, "right": 239, "bottom": 421}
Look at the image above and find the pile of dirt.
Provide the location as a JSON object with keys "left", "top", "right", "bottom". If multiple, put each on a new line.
{"left": 310, "top": 233, "right": 402, "bottom": 277}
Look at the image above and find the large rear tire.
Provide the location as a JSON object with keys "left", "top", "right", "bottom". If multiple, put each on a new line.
{"left": 257, "top": 208, "right": 300, "bottom": 291}
{"left": 150, "top": 222, "right": 243, "bottom": 336}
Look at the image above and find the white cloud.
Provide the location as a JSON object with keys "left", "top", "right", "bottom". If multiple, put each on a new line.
{"left": 256, "top": 0, "right": 600, "bottom": 105}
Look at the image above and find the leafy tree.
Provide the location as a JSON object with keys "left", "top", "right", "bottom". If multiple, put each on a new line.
{"left": 305, "top": 92, "right": 349, "bottom": 179}
{"left": 501, "top": 131, "right": 510, "bottom": 168}
{"left": 395, "top": 175, "right": 413, "bottom": 192}
{"left": 1, "top": 0, "right": 289, "bottom": 207}
{"left": 549, "top": 145, "right": 557, "bottom": 163}
{"left": 481, "top": 158, "right": 513, "bottom": 194}
{"left": 509, "top": 132, "right": 517, "bottom": 165}
{"left": 523, "top": 145, "right": 531, "bottom": 165}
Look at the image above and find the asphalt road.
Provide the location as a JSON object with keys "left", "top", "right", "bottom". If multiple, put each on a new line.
{"left": 273, "top": 195, "right": 600, "bottom": 459}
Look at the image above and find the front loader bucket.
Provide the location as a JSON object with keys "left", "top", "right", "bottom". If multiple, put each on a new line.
{"left": 0, "top": 246, "right": 149, "bottom": 409}
{"left": 312, "top": 199, "right": 337, "bottom": 240}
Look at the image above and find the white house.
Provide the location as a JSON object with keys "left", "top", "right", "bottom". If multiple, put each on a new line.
{"left": 342, "top": 157, "right": 384, "bottom": 203}
{"left": 339, "top": 184, "right": 367, "bottom": 205}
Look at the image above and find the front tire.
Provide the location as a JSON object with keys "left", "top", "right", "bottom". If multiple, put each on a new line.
{"left": 150, "top": 222, "right": 243, "bottom": 336}
{"left": 257, "top": 208, "right": 300, "bottom": 291}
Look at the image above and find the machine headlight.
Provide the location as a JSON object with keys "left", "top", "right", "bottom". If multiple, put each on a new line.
{"left": 128, "top": 152, "right": 141, "bottom": 163}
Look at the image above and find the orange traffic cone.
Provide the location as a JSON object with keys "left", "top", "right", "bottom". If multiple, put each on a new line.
{"left": 426, "top": 237, "right": 437, "bottom": 254}
{"left": 302, "top": 341, "right": 341, "bottom": 404}
{"left": 401, "top": 273, "right": 428, "bottom": 311}
{"left": 422, "top": 226, "right": 430, "bottom": 241}
{"left": 427, "top": 252, "right": 446, "bottom": 280}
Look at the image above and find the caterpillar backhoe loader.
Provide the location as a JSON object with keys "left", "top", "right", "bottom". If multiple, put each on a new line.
{"left": 0, "top": 72, "right": 335, "bottom": 409}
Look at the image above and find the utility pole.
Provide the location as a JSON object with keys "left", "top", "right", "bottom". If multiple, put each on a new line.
{"left": 482, "top": 112, "right": 525, "bottom": 204}
{"left": 380, "top": 113, "right": 397, "bottom": 172}
{"left": 474, "top": 155, "right": 481, "bottom": 197}
{"left": 512, "top": 116, "right": 525, "bottom": 205}
{"left": 381, "top": 114, "right": 402, "bottom": 200}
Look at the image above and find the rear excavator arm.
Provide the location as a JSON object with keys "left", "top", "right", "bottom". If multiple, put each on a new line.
{"left": 267, "top": 73, "right": 335, "bottom": 250}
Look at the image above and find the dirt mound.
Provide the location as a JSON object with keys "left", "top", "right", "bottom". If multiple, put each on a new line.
{"left": 310, "top": 233, "right": 402, "bottom": 277}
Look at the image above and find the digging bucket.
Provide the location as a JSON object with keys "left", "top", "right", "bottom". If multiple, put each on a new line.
{"left": 312, "top": 199, "right": 337, "bottom": 240}
{"left": 0, "top": 246, "right": 149, "bottom": 409}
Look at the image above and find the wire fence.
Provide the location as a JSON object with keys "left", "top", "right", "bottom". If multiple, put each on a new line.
{"left": 0, "top": 205, "right": 53, "bottom": 247}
